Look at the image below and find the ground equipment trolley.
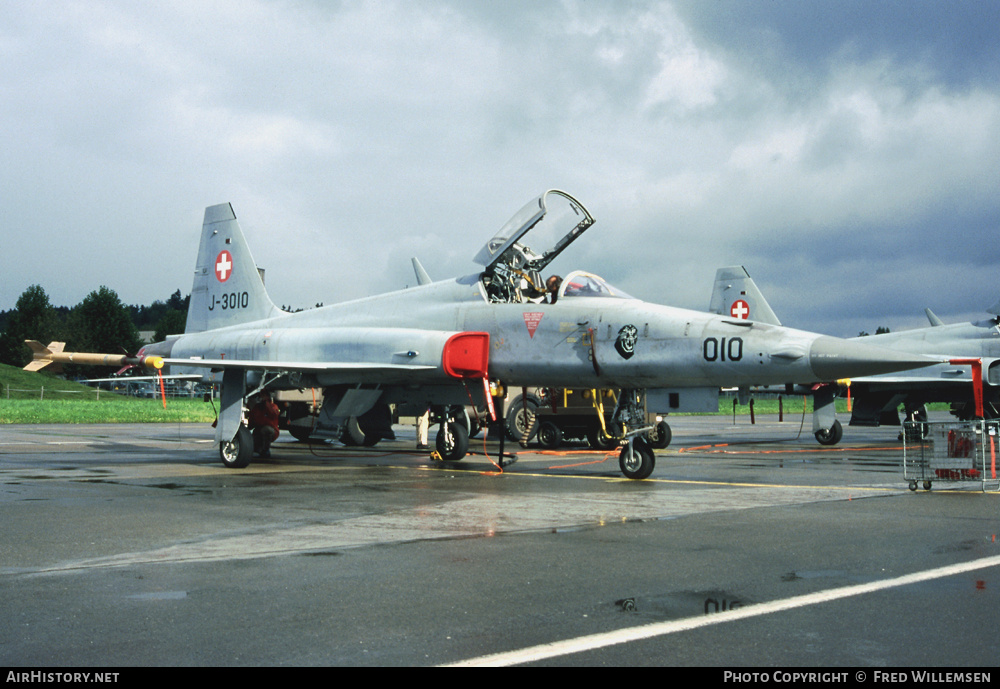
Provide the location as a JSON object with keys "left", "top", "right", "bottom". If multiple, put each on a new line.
{"left": 902, "top": 419, "right": 1000, "bottom": 492}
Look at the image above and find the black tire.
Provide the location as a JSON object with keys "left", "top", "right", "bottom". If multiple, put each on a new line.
{"left": 220, "top": 424, "right": 253, "bottom": 469}
{"left": 358, "top": 403, "right": 394, "bottom": 446}
{"left": 436, "top": 421, "right": 469, "bottom": 462}
{"left": 340, "top": 417, "right": 364, "bottom": 446}
{"left": 587, "top": 425, "right": 619, "bottom": 451}
{"left": 619, "top": 437, "right": 655, "bottom": 480}
{"left": 288, "top": 426, "right": 312, "bottom": 442}
{"left": 505, "top": 395, "right": 540, "bottom": 442}
{"left": 537, "top": 421, "right": 562, "bottom": 449}
{"left": 646, "top": 420, "right": 672, "bottom": 449}
{"left": 814, "top": 419, "right": 843, "bottom": 446}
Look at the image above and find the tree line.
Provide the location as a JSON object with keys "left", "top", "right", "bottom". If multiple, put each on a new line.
{"left": 0, "top": 285, "right": 189, "bottom": 371}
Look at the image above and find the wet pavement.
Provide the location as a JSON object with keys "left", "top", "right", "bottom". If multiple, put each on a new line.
{"left": 1, "top": 413, "right": 998, "bottom": 667}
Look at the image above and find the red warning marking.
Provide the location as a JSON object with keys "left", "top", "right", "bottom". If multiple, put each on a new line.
{"left": 523, "top": 312, "right": 544, "bottom": 338}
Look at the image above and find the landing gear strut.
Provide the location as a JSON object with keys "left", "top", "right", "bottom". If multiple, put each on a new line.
{"left": 612, "top": 389, "right": 660, "bottom": 480}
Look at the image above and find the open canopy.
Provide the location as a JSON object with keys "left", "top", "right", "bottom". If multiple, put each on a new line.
{"left": 473, "top": 189, "right": 594, "bottom": 274}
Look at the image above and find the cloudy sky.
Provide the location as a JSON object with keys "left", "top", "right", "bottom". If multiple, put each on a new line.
{"left": 3, "top": 0, "right": 998, "bottom": 337}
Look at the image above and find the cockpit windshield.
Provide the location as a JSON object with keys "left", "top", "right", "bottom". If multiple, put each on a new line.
{"left": 558, "top": 271, "right": 633, "bottom": 300}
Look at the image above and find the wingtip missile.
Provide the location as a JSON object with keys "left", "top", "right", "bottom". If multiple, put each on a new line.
{"left": 23, "top": 340, "right": 164, "bottom": 373}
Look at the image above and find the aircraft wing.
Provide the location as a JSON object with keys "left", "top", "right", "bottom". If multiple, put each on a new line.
{"left": 81, "top": 374, "right": 202, "bottom": 383}
{"left": 161, "top": 357, "right": 437, "bottom": 374}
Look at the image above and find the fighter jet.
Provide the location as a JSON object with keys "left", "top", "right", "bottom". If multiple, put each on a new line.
{"left": 840, "top": 308, "right": 1000, "bottom": 427}
{"left": 708, "top": 266, "right": 999, "bottom": 444}
{"left": 27, "top": 191, "right": 938, "bottom": 477}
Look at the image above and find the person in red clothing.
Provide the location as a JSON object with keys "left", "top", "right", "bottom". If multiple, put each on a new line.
{"left": 248, "top": 391, "right": 280, "bottom": 458}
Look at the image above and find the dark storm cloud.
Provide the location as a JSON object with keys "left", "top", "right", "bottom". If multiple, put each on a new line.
{"left": 673, "top": 0, "right": 1000, "bottom": 88}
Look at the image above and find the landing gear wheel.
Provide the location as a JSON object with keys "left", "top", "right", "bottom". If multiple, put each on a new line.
{"left": 923, "top": 480, "right": 932, "bottom": 491}
{"left": 436, "top": 421, "right": 469, "bottom": 462}
{"left": 537, "top": 421, "right": 562, "bottom": 449}
{"left": 646, "top": 420, "right": 672, "bottom": 449}
{"left": 288, "top": 426, "right": 312, "bottom": 442}
{"left": 505, "top": 395, "right": 540, "bottom": 442}
{"left": 908, "top": 480, "right": 917, "bottom": 492}
{"left": 619, "top": 437, "right": 655, "bottom": 480}
{"left": 587, "top": 425, "right": 619, "bottom": 451}
{"left": 220, "top": 425, "right": 253, "bottom": 469}
{"left": 814, "top": 419, "right": 843, "bottom": 446}
{"left": 340, "top": 417, "right": 364, "bottom": 446}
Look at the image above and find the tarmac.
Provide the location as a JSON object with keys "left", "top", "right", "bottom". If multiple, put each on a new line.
{"left": 1, "top": 412, "right": 998, "bottom": 668}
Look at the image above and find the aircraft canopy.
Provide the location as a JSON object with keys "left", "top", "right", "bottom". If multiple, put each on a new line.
{"left": 473, "top": 189, "right": 594, "bottom": 273}
{"left": 557, "top": 271, "right": 633, "bottom": 300}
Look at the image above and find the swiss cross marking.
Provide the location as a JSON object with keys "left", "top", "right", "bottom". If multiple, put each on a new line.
{"left": 215, "top": 251, "right": 233, "bottom": 282}
{"left": 730, "top": 299, "right": 750, "bottom": 319}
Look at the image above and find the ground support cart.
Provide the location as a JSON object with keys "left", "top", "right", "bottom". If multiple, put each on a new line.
{"left": 902, "top": 420, "right": 1000, "bottom": 492}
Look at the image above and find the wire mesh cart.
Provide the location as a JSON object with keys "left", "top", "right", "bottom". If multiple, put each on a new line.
{"left": 902, "top": 420, "right": 1000, "bottom": 492}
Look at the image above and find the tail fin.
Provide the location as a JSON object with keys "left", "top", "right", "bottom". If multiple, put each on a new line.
{"left": 708, "top": 266, "right": 781, "bottom": 325}
{"left": 185, "top": 203, "right": 284, "bottom": 333}
{"left": 23, "top": 341, "right": 65, "bottom": 372}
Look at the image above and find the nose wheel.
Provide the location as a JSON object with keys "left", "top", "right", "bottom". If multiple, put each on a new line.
{"left": 619, "top": 436, "right": 655, "bottom": 480}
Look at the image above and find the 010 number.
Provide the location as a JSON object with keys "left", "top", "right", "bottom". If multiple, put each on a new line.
{"left": 703, "top": 336, "right": 743, "bottom": 362}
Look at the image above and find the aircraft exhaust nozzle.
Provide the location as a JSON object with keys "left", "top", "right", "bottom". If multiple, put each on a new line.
{"left": 808, "top": 336, "right": 939, "bottom": 380}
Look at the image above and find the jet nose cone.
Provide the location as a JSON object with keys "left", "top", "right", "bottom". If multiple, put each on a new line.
{"left": 809, "top": 336, "right": 938, "bottom": 380}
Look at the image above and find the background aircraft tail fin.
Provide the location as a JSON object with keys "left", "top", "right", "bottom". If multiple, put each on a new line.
{"left": 708, "top": 266, "right": 782, "bottom": 325}
{"left": 411, "top": 257, "right": 432, "bottom": 286}
{"left": 185, "top": 203, "right": 284, "bottom": 333}
{"left": 988, "top": 299, "right": 1000, "bottom": 318}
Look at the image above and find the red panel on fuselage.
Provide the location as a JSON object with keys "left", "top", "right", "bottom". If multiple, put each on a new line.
{"left": 443, "top": 332, "right": 490, "bottom": 379}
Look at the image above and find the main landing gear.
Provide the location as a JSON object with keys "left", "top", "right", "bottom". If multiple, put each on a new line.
{"left": 814, "top": 419, "right": 843, "bottom": 446}
{"left": 220, "top": 424, "right": 253, "bottom": 469}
